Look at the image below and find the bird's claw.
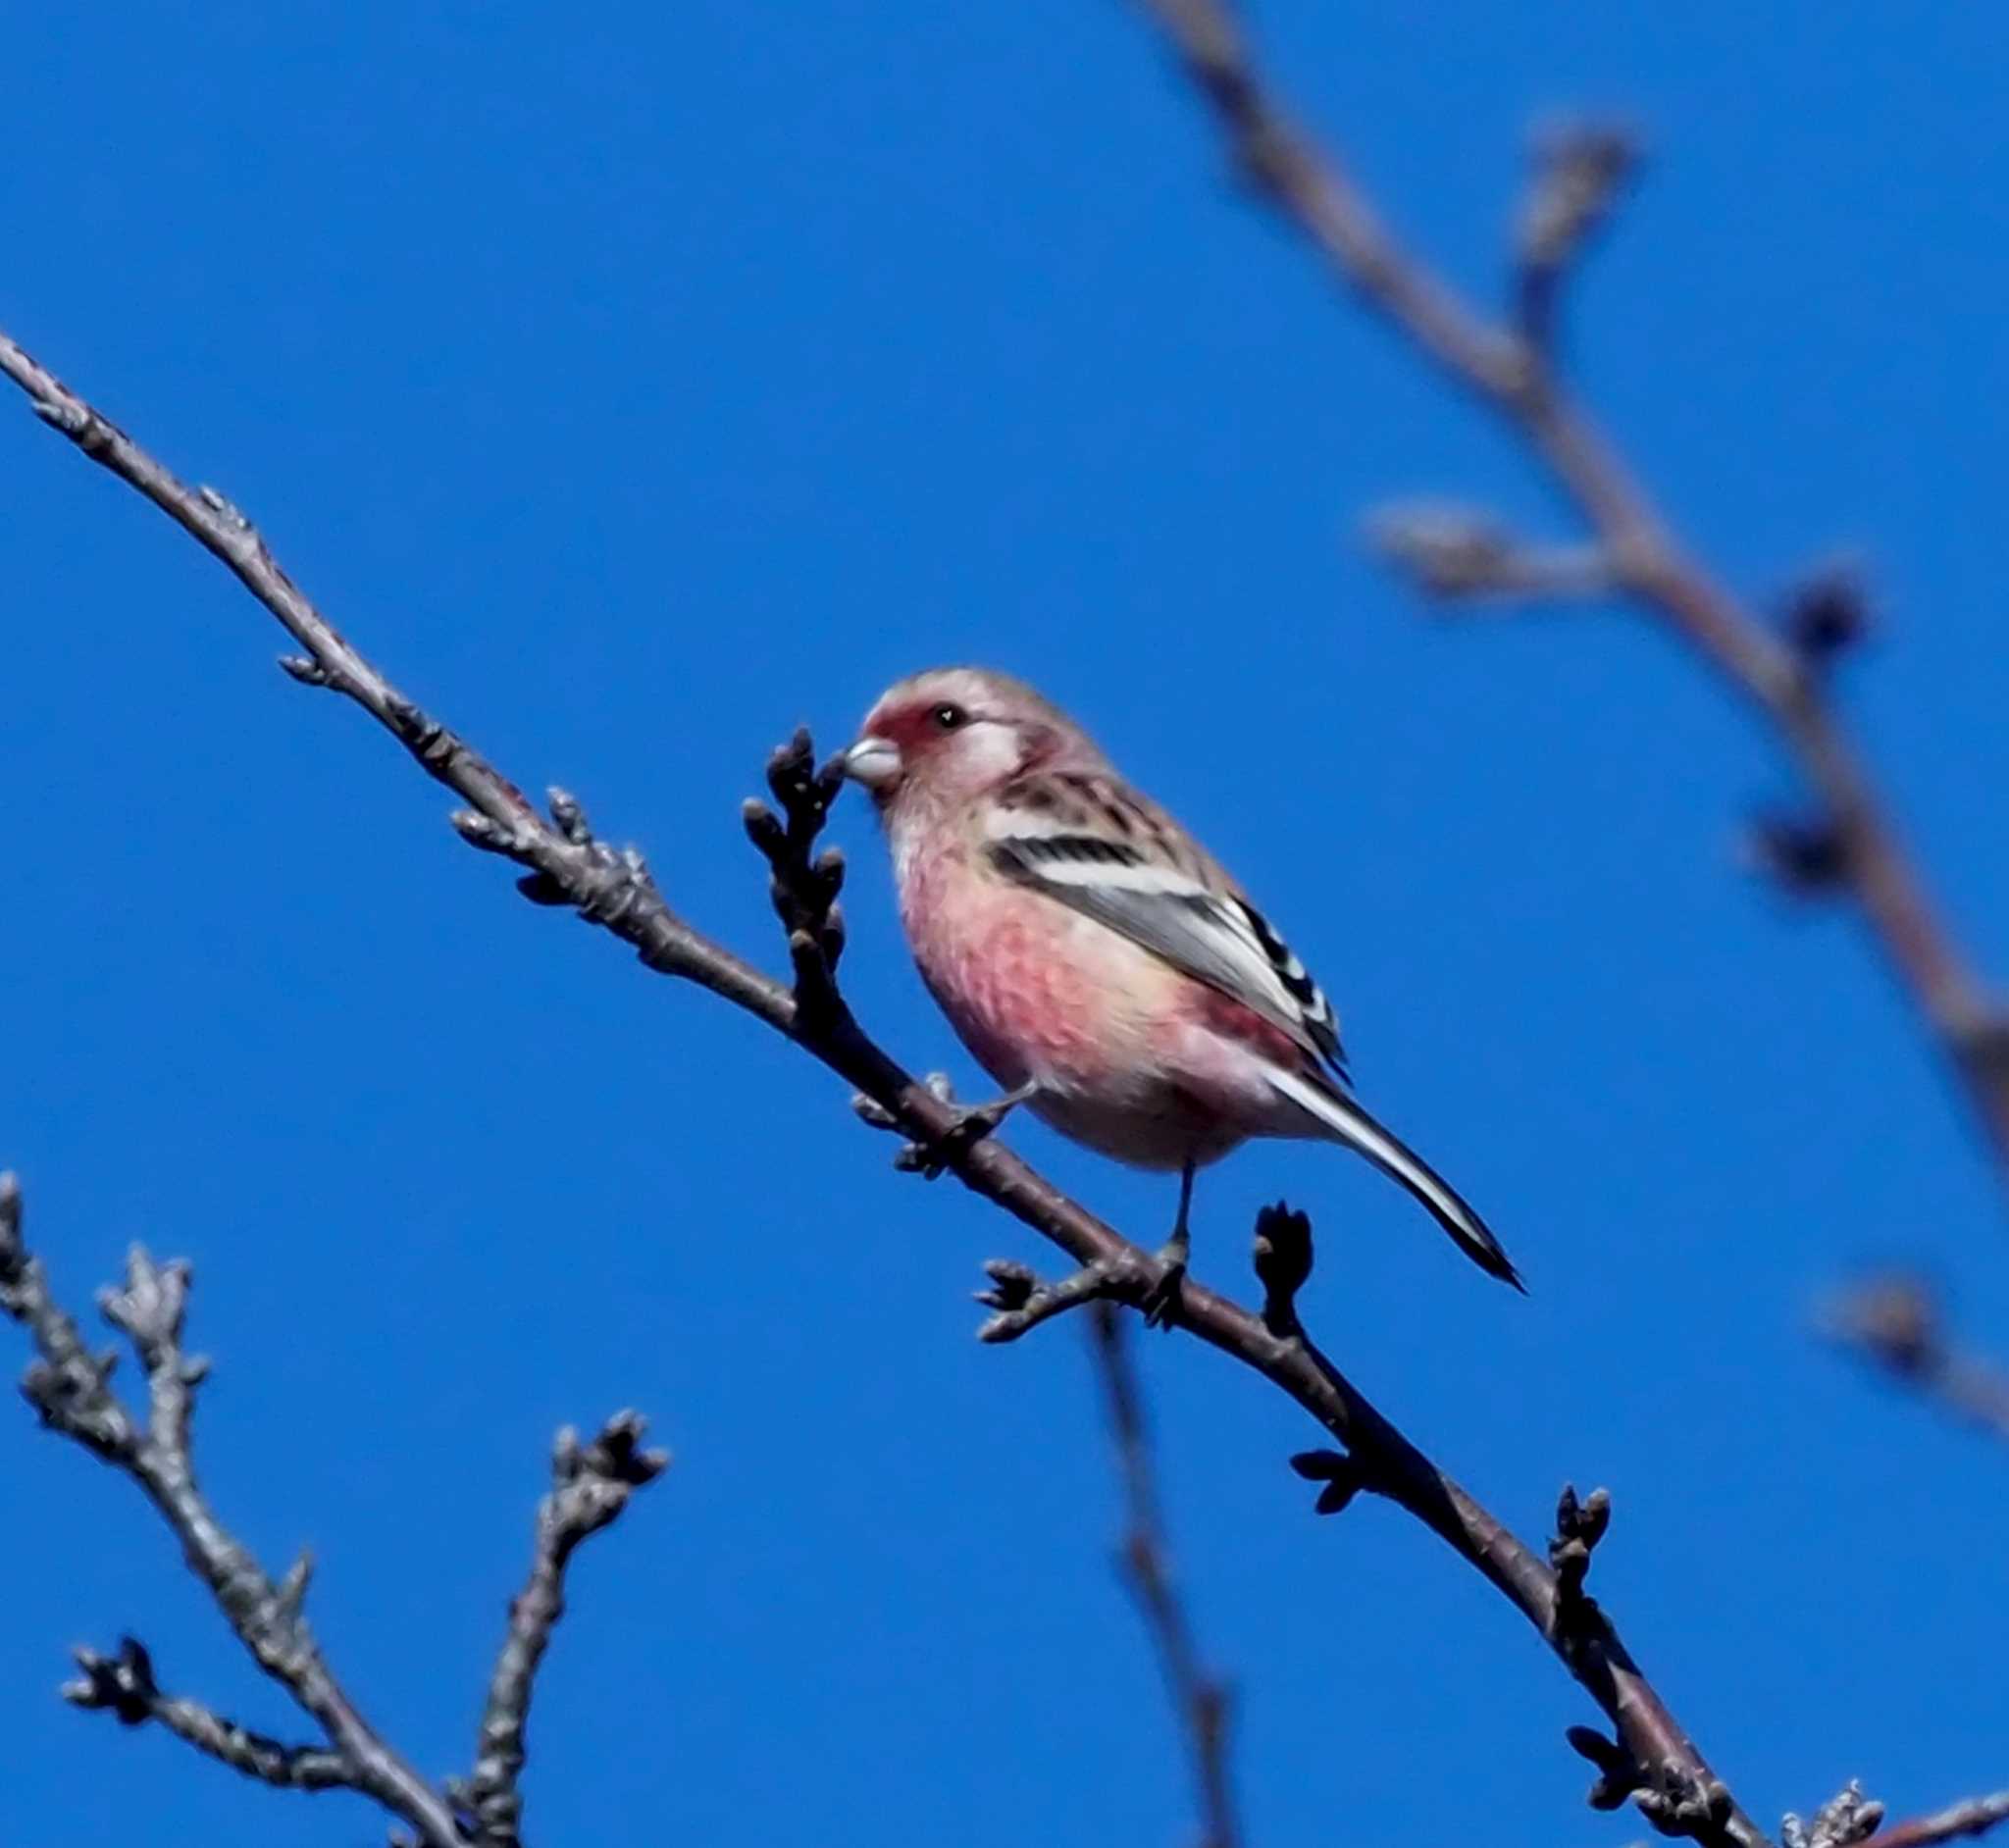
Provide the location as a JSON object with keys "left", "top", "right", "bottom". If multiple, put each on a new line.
{"left": 948, "top": 1093, "right": 1021, "bottom": 1145}
{"left": 906, "top": 1101, "right": 1011, "bottom": 1179}
{"left": 899, "top": 1078, "right": 1036, "bottom": 1179}
{"left": 1141, "top": 1257, "right": 1187, "bottom": 1329}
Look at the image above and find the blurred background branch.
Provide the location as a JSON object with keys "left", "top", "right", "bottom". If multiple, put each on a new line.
{"left": 1822, "top": 1275, "right": 2009, "bottom": 1446}
{"left": 1089, "top": 1301, "right": 1240, "bottom": 1848}
{"left": 1863, "top": 1791, "right": 2009, "bottom": 1848}
{"left": 1122, "top": 0, "right": 2009, "bottom": 1184}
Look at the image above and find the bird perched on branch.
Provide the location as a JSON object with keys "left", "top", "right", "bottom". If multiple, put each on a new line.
{"left": 841, "top": 666, "right": 1520, "bottom": 1319}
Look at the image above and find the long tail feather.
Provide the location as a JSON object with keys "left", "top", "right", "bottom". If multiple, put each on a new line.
{"left": 1265, "top": 1066, "right": 1524, "bottom": 1291}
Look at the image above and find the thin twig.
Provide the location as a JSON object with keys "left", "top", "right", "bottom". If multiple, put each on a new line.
{"left": 1786, "top": 1782, "right": 1892, "bottom": 1848}
{"left": 63, "top": 1638, "right": 352, "bottom": 1791}
{"left": 464, "top": 1413, "right": 670, "bottom": 1848}
{"left": 972, "top": 1255, "right": 1120, "bottom": 1341}
{"left": 1784, "top": 1780, "right": 2009, "bottom": 1848}
{"left": 1368, "top": 502, "right": 1614, "bottom": 602}
{"left": 1515, "top": 121, "right": 1639, "bottom": 353}
{"left": 1089, "top": 1302, "right": 1239, "bottom": 1848}
{"left": 1122, "top": 0, "right": 2009, "bottom": 1181}
{"left": 0, "top": 326, "right": 1764, "bottom": 1839}
{"left": 1866, "top": 1792, "right": 2009, "bottom": 1848}
{"left": 1821, "top": 1276, "right": 2009, "bottom": 1445}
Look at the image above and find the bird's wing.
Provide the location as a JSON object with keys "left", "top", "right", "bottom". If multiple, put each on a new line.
{"left": 982, "top": 770, "right": 1349, "bottom": 1080}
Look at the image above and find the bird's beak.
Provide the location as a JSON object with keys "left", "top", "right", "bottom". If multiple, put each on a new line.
{"left": 842, "top": 735, "right": 901, "bottom": 790}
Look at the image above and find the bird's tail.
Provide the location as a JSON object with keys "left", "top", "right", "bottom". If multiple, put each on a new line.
{"left": 1265, "top": 1066, "right": 1524, "bottom": 1291}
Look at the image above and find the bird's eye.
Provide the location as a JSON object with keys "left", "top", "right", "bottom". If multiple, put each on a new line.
{"left": 932, "top": 702, "right": 970, "bottom": 731}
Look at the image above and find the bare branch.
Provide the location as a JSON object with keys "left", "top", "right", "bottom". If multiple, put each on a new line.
{"left": 1089, "top": 1302, "right": 1239, "bottom": 1848}
{"left": 1121, "top": 0, "right": 1524, "bottom": 395}
{"left": 1514, "top": 120, "right": 1640, "bottom": 351}
{"left": 97, "top": 1247, "right": 206, "bottom": 1463}
{"left": 1369, "top": 501, "right": 1613, "bottom": 603}
{"left": 0, "top": 1177, "right": 463, "bottom": 1846}
{"left": 1865, "top": 1792, "right": 2009, "bottom": 1848}
{"left": 465, "top": 1413, "right": 671, "bottom": 1848}
{"left": 973, "top": 1256, "right": 1126, "bottom": 1342}
{"left": 0, "top": 330, "right": 789, "bottom": 1038}
{"left": 1787, "top": 1781, "right": 1888, "bottom": 1848}
{"left": 64, "top": 1637, "right": 352, "bottom": 1792}
{"left": 1821, "top": 1275, "right": 2009, "bottom": 1445}
{"left": 2, "top": 1175, "right": 139, "bottom": 1464}
{"left": 1119, "top": 0, "right": 2009, "bottom": 1186}
{"left": 1787, "top": 1782, "right": 2009, "bottom": 1848}
{"left": 1, "top": 1171, "right": 667, "bottom": 1845}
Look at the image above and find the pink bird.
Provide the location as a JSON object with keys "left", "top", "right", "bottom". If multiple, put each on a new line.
{"left": 842, "top": 666, "right": 1520, "bottom": 1314}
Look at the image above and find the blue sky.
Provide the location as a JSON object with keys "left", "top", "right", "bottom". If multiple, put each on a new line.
{"left": 5, "top": 4, "right": 2008, "bottom": 1844}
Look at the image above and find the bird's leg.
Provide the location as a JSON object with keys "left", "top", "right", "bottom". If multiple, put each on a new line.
{"left": 1142, "top": 1158, "right": 1195, "bottom": 1328}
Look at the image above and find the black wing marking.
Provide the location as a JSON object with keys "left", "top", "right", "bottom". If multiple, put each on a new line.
{"left": 987, "top": 776, "right": 1350, "bottom": 1081}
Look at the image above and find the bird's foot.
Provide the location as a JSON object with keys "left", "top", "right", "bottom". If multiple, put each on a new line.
{"left": 1141, "top": 1230, "right": 1190, "bottom": 1330}
{"left": 945, "top": 1084, "right": 1033, "bottom": 1146}
{"left": 890, "top": 1076, "right": 1038, "bottom": 1179}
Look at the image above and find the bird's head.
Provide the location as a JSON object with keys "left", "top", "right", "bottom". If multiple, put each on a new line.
{"left": 844, "top": 667, "right": 1099, "bottom": 813}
